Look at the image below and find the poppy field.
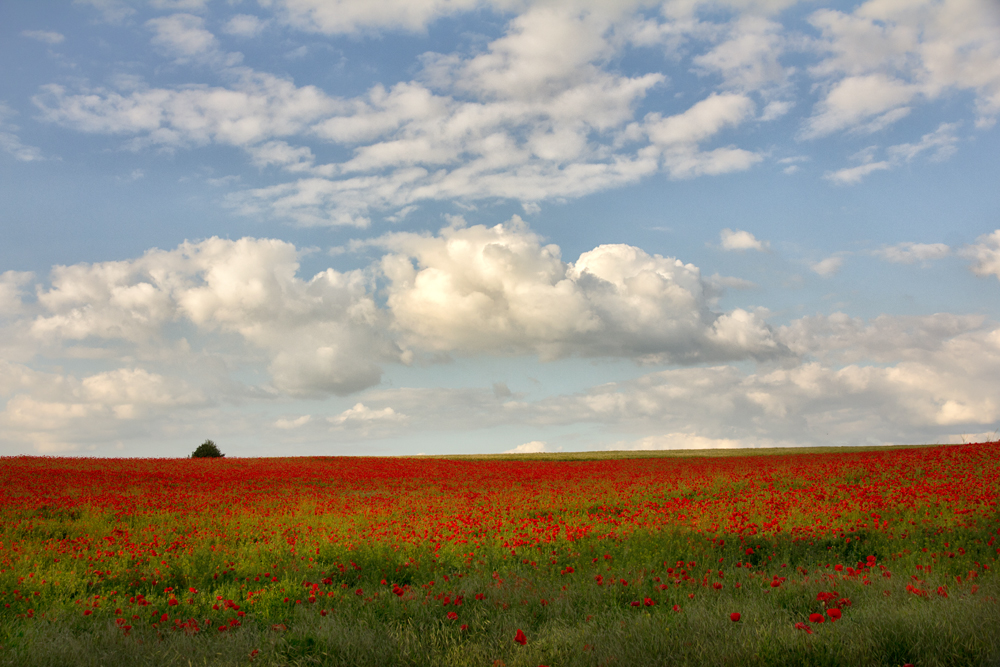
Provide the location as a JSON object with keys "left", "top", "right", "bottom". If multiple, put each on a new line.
{"left": 1, "top": 443, "right": 999, "bottom": 666}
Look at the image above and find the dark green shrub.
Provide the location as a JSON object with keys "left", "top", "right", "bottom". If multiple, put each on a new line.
{"left": 191, "top": 439, "right": 224, "bottom": 458}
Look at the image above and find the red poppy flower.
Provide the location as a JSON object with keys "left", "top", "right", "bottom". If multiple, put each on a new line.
{"left": 809, "top": 613, "right": 825, "bottom": 623}
{"left": 827, "top": 608, "right": 842, "bottom": 621}
{"left": 514, "top": 629, "right": 527, "bottom": 645}
{"left": 730, "top": 612, "right": 741, "bottom": 622}
{"left": 447, "top": 611, "right": 458, "bottom": 620}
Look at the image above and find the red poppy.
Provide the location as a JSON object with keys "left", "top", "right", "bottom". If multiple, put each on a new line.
{"left": 730, "top": 612, "right": 741, "bottom": 622}
{"left": 514, "top": 629, "right": 527, "bottom": 645}
{"left": 809, "top": 613, "right": 825, "bottom": 623}
{"left": 447, "top": 611, "right": 458, "bottom": 620}
{"left": 827, "top": 608, "right": 842, "bottom": 621}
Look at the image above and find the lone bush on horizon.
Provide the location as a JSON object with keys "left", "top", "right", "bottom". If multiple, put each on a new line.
{"left": 191, "top": 439, "right": 224, "bottom": 458}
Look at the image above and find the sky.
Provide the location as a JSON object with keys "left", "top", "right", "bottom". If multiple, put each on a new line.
{"left": 1, "top": 0, "right": 999, "bottom": 458}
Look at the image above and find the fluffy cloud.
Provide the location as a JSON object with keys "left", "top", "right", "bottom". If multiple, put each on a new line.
{"left": 805, "top": 0, "right": 1000, "bottom": 135}
{"left": 962, "top": 230, "right": 1000, "bottom": 280}
{"left": 222, "top": 14, "right": 269, "bottom": 38}
{"left": 376, "top": 215, "right": 786, "bottom": 362}
{"left": 34, "top": 71, "right": 339, "bottom": 149}
{"left": 30, "top": 237, "right": 402, "bottom": 397}
{"left": 0, "top": 362, "right": 206, "bottom": 452}
{"left": 810, "top": 255, "right": 844, "bottom": 276}
{"left": 720, "top": 228, "right": 768, "bottom": 251}
{"left": 645, "top": 93, "right": 762, "bottom": 178}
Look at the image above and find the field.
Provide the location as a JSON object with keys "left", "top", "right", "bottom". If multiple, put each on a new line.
{"left": 1, "top": 443, "right": 999, "bottom": 666}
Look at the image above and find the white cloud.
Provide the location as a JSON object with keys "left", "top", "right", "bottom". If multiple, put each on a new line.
{"left": 0, "top": 364, "right": 206, "bottom": 452}
{"left": 0, "top": 271, "right": 33, "bottom": 316}
{"left": 803, "top": 74, "right": 918, "bottom": 139}
{"left": 645, "top": 93, "right": 762, "bottom": 178}
{"left": 274, "top": 0, "right": 496, "bottom": 35}
{"left": 719, "top": 228, "right": 768, "bottom": 251}
{"left": 825, "top": 123, "right": 961, "bottom": 184}
{"left": 692, "top": 15, "right": 791, "bottom": 94}
{"left": 504, "top": 440, "right": 549, "bottom": 453}
{"left": 147, "top": 13, "right": 218, "bottom": 58}
{"left": 805, "top": 0, "right": 1000, "bottom": 134}
{"left": 73, "top": 0, "right": 135, "bottom": 24}
{"left": 777, "top": 312, "right": 987, "bottom": 365}
{"left": 34, "top": 71, "right": 339, "bottom": 148}
{"left": 223, "top": 14, "right": 269, "bottom": 37}
{"left": 811, "top": 255, "right": 844, "bottom": 276}
{"left": 874, "top": 242, "right": 950, "bottom": 264}
{"left": 375, "top": 215, "right": 787, "bottom": 363}
{"left": 36, "top": 4, "right": 788, "bottom": 225}
{"left": 274, "top": 414, "right": 311, "bottom": 429}
{"left": 961, "top": 230, "right": 1000, "bottom": 280}
{"left": 22, "top": 30, "right": 65, "bottom": 44}
{"left": 0, "top": 104, "right": 45, "bottom": 162}
{"left": 516, "top": 321, "right": 1000, "bottom": 446}
{"left": 824, "top": 160, "right": 891, "bottom": 185}
{"left": 29, "top": 237, "right": 403, "bottom": 397}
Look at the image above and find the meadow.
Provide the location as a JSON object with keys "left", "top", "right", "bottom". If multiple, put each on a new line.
{"left": 0, "top": 442, "right": 998, "bottom": 666}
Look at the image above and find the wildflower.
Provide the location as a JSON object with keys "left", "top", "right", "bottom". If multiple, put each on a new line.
{"left": 809, "top": 613, "right": 825, "bottom": 623}
{"left": 514, "top": 629, "right": 527, "bottom": 645}
{"left": 827, "top": 608, "right": 842, "bottom": 621}
{"left": 447, "top": 611, "right": 458, "bottom": 620}
{"left": 794, "top": 622, "right": 812, "bottom": 634}
{"left": 730, "top": 612, "right": 741, "bottom": 622}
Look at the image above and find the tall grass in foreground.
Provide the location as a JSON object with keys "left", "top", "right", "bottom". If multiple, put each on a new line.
{"left": 1, "top": 444, "right": 998, "bottom": 666}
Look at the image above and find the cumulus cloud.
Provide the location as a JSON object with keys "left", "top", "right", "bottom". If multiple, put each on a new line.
{"left": 961, "top": 230, "right": 1000, "bottom": 280}
{"left": 719, "top": 228, "right": 768, "bottom": 251}
{"left": 0, "top": 363, "right": 206, "bottom": 452}
{"left": 811, "top": 255, "right": 844, "bottom": 276}
{"left": 0, "top": 271, "right": 33, "bottom": 316}
{"left": 692, "top": 15, "right": 792, "bottom": 95}
{"left": 29, "top": 237, "right": 402, "bottom": 397}
{"left": 805, "top": 0, "right": 1000, "bottom": 135}
{"left": 375, "top": 215, "right": 786, "bottom": 362}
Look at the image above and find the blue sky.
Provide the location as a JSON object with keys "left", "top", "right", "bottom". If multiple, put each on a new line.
{"left": 1, "top": 0, "right": 999, "bottom": 457}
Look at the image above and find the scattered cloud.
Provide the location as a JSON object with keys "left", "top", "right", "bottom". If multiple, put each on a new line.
{"left": 811, "top": 255, "right": 844, "bottom": 276}
{"left": 223, "top": 14, "right": 268, "bottom": 37}
{"left": 874, "top": 242, "right": 950, "bottom": 265}
{"left": 719, "top": 228, "right": 768, "bottom": 251}
{"left": 0, "top": 104, "right": 45, "bottom": 162}
{"left": 961, "top": 230, "right": 1000, "bottom": 280}
{"left": 805, "top": 0, "right": 1000, "bottom": 135}
{"left": 22, "top": 30, "right": 65, "bottom": 44}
